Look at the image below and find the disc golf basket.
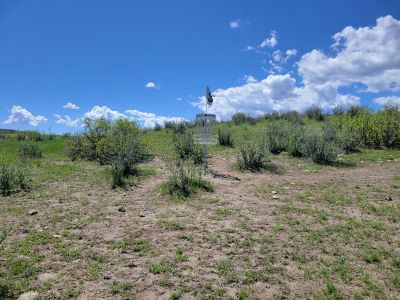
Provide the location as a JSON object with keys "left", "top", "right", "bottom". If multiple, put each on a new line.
{"left": 193, "top": 113, "right": 217, "bottom": 171}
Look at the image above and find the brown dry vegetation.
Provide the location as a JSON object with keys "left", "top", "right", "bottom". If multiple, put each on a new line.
{"left": 1, "top": 150, "right": 399, "bottom": 299}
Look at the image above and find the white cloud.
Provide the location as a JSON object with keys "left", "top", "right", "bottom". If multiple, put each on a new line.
{"left": 192, "top": 74, "right": 359, "bottom": 120}
{"left": 54, "top": 114, "right": 80, "bottom": 127}
{"left": 286, "top": 49, "right": 297, "bottom": 58}
{"left": 229, "top": 19, "right": 240, "bottom": 29}
{"left": 243, "top": 75, "right": 257, "bottom": 83}
{"left": 125, "top": 109, "right": 187, "bottom": 128}
{"left": 63, "top": 102, "right": 80, "bottom": 110}
{"left": 374, "top": 96, "right": 400, "bottom": 106}
{"left": 4, "top": 105, "right": 47, "bottom": 126}
{"left": 84, "top": 106, "right": 127, "bottom": 120}
{"left": 298, "top": 15, "right": 400, "bottom": 93}
{"left": 146, "top": 81, "right": 159, "bottom": 89}
{"left": 260, "top": 31, "right": 277, "bottom": 48}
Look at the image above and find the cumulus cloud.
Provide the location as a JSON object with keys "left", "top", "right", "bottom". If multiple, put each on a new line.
{"left": 4, "top": 105, "right": 47, "bottom": 126}
{"left": 243, "top": 75, "right": 257, "bottom": 83}
{"left": 125, "top": 109, "right": 187, "bottom": 128}
{"left": 298, "top": 15, "right": 400, "bottom": 93}
{"left": 84, "top": 106, "right": 128, "bottom": 120}
{"left": 260, "top": 31, "right": 277, "bottom": 48}
{"left": 374, "top": 96, "right": 400, "bottom": 106}
{"left": 83, "top": 105, "right": 186, "bottom": 128}
{"left": 193, "top": 15, "right": 400, "bottom": 119}
{"left": 146, "top": 81, "right": 159, "bottom": 89}
{"left": 54, "top": 114, "right": 80, "bottom": 127}
{"left": 192, "top": 74, "right": 359, "bottom": 120}
{"left": 63, "top": 102, "right": 80, "bottom": 110}
{"left": 229, "top": 19, "right": 240, "bottom": 29}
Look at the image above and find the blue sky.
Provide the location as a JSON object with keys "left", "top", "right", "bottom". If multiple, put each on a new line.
{"left": 0, "top": 0, "right": 399, "bottom": 132}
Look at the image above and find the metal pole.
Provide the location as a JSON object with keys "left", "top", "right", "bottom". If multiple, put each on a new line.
{"left": 204, "top": 100, "right": 207, "bottom": 173}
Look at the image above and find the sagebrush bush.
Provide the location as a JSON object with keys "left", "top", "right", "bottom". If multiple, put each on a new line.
{"left": 173, "top": 133, "right": 203, "bottom": 164}
{"left": 379, "top": 105, "right": 400, "bottom": 148}
{"left": 337, "top": 127, "right": 361, "bottom": 153}
{"left": 305, "top": 105, "right": 324, "bottom": 121}
{"left": 287, "top": 126, "right": 306, "bottom": 157}
{"left": 0, "top": 161, "right": 30, "bottom": 196}
{"left": 232, "top": 112, "right": 247, "bottom": 125}
{"left": 237, "top": 133, "right": 278, "bottom": 172}
{"left": 154, "top": 123, "right": 162, "bottom": 131}
{"left": 347, "top": 105, "right": 366, "bottom": 117}
{"left": 303, "top": 128, "right": 339, "bottom": 164}
{"left": 66, "top": 135, "right": 89, "bottom": 161}
{"left": 267, "top": 120, "right": 291, "bottom": 154}
{"left": 161, "top": 159, "right": 213, "bottom": 200}
{"left": 218, "top": 129, "right": 234, "bottom": 147}
{"left": 17, "top": 142, "right": 42, "bottom": 159}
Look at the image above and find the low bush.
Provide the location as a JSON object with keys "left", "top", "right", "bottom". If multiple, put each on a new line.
{"left": 337, "top": 127, "right": 361, "bottom": 153}
{"left": 232, "top": 112, "right": 247, "bottom": 125}
{"left": 154, "top": 123, "right": 163, "bottom": 131}
{"left": 287, "top": 126, "right": 306, "bottom": 157}
{"left": 17, "top": 142, "right": 42, "bottom": 159}
{"left": 267, "top": 120, "right": 291, "bottom": 154}
{"left": 0, "top": 160, "right": 31, "bottom": 196}
{"left": 161, "top": 160, "right": 213, "bottom": 200}
{"left": 237, "top": 133, "right": 278, "bottom": 172}
{"left": 173, "top": 133, "right": 203, "bottom": 164}
{"left": 305, "top": 105, "right": 324, "bottom": 121}
{"left": 303, "top": 128, "right": 339, "bottom": 164}
{"left": 66, "top": 135, "right": 90, "bottom": 161}
{"left": 379, "top": 104, "right": 400, "bottom": 148}
{"left": 218, "top": 129, "right": 234, "bottom": 147}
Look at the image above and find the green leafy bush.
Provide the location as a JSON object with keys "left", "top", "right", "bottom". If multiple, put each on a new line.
{"left": 218, "top": 129, "right": 234, "bottom": 147}
{"left": 379, "top": 104, "right": 400, "bottom": 148}
{"left": 237, "top": 133, "right": 278, "bottom": 172}
{"left": 337, "top": 127, "right": 361, "bottom": 153}
{"left": 161, "top": 160, "right": 213, "bottom": 200}
{"left": 173, "top": 133, "right": 203, "bottom": 164}
{"left": 232, "top": 112, "right": 247, "bottom": 125}
{"left": 154, "top": 123, "right": 162, "bottom": 131}
{"left": 303, "top": 128, "right": 339, "bottom": 164}
{"left": 0, "top": 160, "right": 31, "bottom": 196}
{"left": 17, "top": 142, "right": 42, "bottom": 159}
{"left": 287, "top": 126, "right": 306, "bottom": 157}
{"left": 305, "top": 105, "right": 324, "bottom": 121}
{"left": 66, "top": 135, "right": 90, "bottom": 161}
{"left": 267, "top": 120, "right": 291, "bottom": 154}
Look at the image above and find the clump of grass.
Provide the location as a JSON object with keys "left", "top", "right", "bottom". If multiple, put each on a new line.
{"left": 218, "top": 128, "right": 234, "bottom": 147}
{"left": 0, "top": 160, "right": 31, "bottom": 196}
{"left": 161, "top": 159, "right": 213, "bottom": 201}
{"left": 237, "top": 133, "right": 280, "bottom": 173}
{"left": 17, "top": 141, "right": 42, "bottom": 159}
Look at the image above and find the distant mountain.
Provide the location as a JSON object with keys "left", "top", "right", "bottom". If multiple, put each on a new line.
{"left": 0, "top": 129, "right": 17, "bottom": 134}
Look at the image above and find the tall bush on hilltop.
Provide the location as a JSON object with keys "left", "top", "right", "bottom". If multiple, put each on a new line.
{"left": 305, "top": 105, "right": 324, "bottom": 121}
{"left": 232, "top": 112, "right": 247, "bottom": 125}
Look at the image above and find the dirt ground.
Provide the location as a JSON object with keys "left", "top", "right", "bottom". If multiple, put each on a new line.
{"left": 1, "top": 154, "right": 399, "bottom": 299}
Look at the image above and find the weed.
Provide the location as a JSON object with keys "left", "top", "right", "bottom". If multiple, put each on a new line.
{"left": 17, "top": 141, "right": 42, "bottom": 159}
{"left": 218, "top": 128, "right": 234, "bottom": 147}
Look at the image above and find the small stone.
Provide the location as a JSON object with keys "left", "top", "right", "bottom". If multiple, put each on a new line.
{"left": 272, "top": 195, "right": 279, "bottom": 199}
{"left": 104, "top": 274, "right": 112, "bottom": 280}
{"left": 52, "top": 234, "right": 62, "bottom": 239}
{"left": 18, "top": 291, "right": 39, "bottom": 300}
{"left": 38, "top": 272, "right": 57, "bottom": 282}
{"left": 117, "top": 206, "right": 126, "bottom": 212}
{"left": 20, "top": 227, "right": 30, "bottom": 234}
{"left": 271, "top": 191, "right": 277, "bottom": 194}
{"left": 28, "top": 210, "right": 38, "bottom": 216}
{"left": 284, "top": 187, "right": 289, "bottom": 190}
{"left": 139, "top": 213, "right": 145, "bottom": 217}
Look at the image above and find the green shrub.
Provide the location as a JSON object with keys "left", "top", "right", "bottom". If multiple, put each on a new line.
{"left": 17, "top": 142, "right": 42, "bottom": 159}
{"left": 282, "top": 111, "right": 304, "bottom": 124}
{"left": 161, "top": 160, "right": 213, "bottom": 200}
{"left": 0, "top": 161, "right": 31, "bottom": 196}
{"left": 303, "top": 128, "right": 339, "bottom": 164}
{"left": 267, "top": 120, "right": 290, "bottom": 154}
{"left": 154, "top": 123, "right": 162, "bottom": 131}
{"left": 287, "top": 126, "right": 306, "bottom": 157}
{"left": 379, "top": 104, "right": 400, "bottom": 148}
{"left": 332, "top": 106, "right": 346, "bottom": 115}
{"left": 232, "top": 112, "right": 247, "bottom": 125}
{"left": 173, "top": 133, "right": 203, "bottom": 164}
{"left": 245, "top": 116, "right": 258, "bottom": 125}
{"left": 82, "top": 117, "right": 112, "bottom": 160}
{"left": 305, "top": 105, "right": 324, "bottom": 121}
{"left": 347, "top": 105, "right": 366, "bottom": 117}
{"left": 66, "top": 135, "right": 90, "bottom": 161}
{"left": 218, "top": 129, "right": 234, "bottom": 147}
{"left": 237, "top": 133, "right": 278, "bottom": 172}
{"left": 337, "top": 127, "right": 361, "bottom": 153}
